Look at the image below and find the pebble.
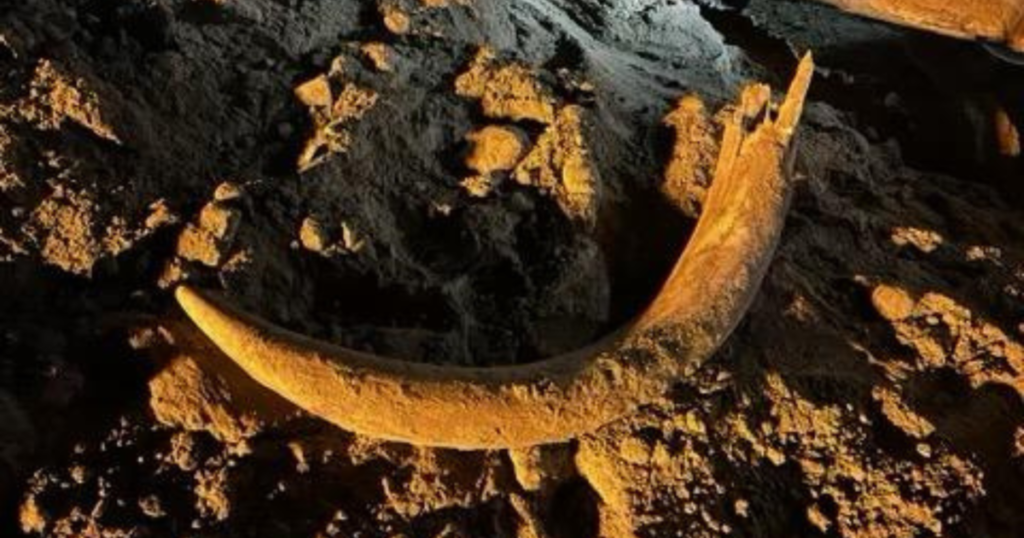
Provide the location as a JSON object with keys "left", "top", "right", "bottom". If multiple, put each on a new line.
{"left": 293, "top": 75, "right": 332, "bottom": 109}
{"left": 464, "top": 125, "right": 529, "bottom": 175}
{"left": 299, "top": 217, "right": 329, "bottom": 253}
{"left": 870, "top": 284, "right": 916, "bottom": 322}
{"left": 381, "top": 5, "right": 411, "bottom": 35}
{"left": 175, "top": 202, "right": 241, "bottom": 267}
{"left": 213, "top": 182, "right": 245, "bottom": 203}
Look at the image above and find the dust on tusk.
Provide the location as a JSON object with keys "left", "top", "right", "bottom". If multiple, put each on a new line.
{"left": 175, "top": 54, "right": 815, "bottom": 451}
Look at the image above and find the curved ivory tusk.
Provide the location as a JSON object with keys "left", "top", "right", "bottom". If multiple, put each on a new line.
{"left": 814, "top": 0, "right": 1024, "bottom": 52}
{"left": 176, "top": 55, "right": 814, "bottom": 450}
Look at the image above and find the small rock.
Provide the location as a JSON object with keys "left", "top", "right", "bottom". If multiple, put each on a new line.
{"left": 212, "top": 182, "right": 245, "bottom": 203}
{"left": 734, "top": 499, "right": 750, "bottom": 518}
{"left": 149, "top": 354, "right": 256, "bottom": 445}
{"left": 19, "top": 495, "right": 46, "bottom": 534}
{"left": 144, "top": 199, "right": 178, "bottom": 230}
{"left": 807, "top": 504, "right": 832, "bottom": 532}
{"left": 459, "top": 175, "right": 494, "bottom": 198}
{"left": 294, "top": 74, "right": 332, "bottom": 109}
{"left": 380, "top": 4, "right": 411, "bottom": 35}
{"left": 157, "top": 258, "right": 191, "bottom": 289}
{"left": 198, "top": 202, "right": 241, "bottom": 239}
{"left": 455, "top": 48, "right": 556, "bottom": 124}
{"left": 288, "top": 442, "right": 310, "bottom": 474}
{"left": 176, "top": 202, "right": 241, "bottom": 267}
{"left": 340, "top": 222, "right": 365, "bottom": 253}
{"left": 299, "top": 217, "right": 329, "bottom": 253}
{"left": 361, "top": 42, "right": 393, "bottom": 72}
{"left": 139, "top": 495, "right": 166, "bottom": 518}
{"left": 68, "top": 465, "right": 87, "bottom": 485}
{"left": 871, "top": 284, "right": 915, "bottom": 322}
{"left": 176, "top": 226, "right": 222, "bottom": 267}
{"left": 464, "top": 125, "right": 528, "bottom": 175}
{"left": 995, "top": 107, "right": 1021, "bottom": 157}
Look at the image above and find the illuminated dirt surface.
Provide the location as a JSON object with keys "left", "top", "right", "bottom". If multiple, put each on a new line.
{"left": 1, "top": 0, "right": 1024, "bottom": 537}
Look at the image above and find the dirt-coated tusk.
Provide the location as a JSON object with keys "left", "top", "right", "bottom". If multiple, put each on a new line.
{"left": 175, "top": 54, "right": 814, "bottom": 450}
{"left": 813, "top": 0, "right": 1024, "bottom": 52}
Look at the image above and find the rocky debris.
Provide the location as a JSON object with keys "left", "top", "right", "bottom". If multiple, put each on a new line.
{"left": 459, "top": 124, "right": 529, "bottom": 198}
{"left": 143, "top": 199, "right": 179, "bottom": 230}
{"left": 873, "top": 386, "right": 936, "bottom": 439}
{"left": 994, "top": 107, "right": 1021, "bottom": 157}
{"left": 464, "top": 125, "right": 529, "bottom": 176}
{"left": 458, "top": 174, "right": 494, "bottom": 198}
{"left": 24, "top": 60, "right": 120, "bottom": 144}
{"left": 380, "top": 3, "right": 412, "bottom": 35}
{"left": 661, "top": 95, "right": 719, "bottom": 218}
{"left": 295, "top": 69, "right": 379, "bottom": 172}
{"left": 298, "top": 216, "right": 330, "bottom": 253}
{"left": 212, "top": 182, "right": 245, "bottom": 203}
{"left": 455, "top": 48, "right": 557, "bottom": 125}
{"left": 882, "top": 291, "right": 1024, "bottom": 386}
{"left": 293, "top": 75, "right": 332, "bottom": 110}
{"left": 137, "top": 495, "right": 165, "bottom": 519}
{"left": 513, "top": 106, "right": 601, "bottom": 224}
{"left": 25, "top": 185, "right": 149, "bottom": 276}
{"left": 194, "top": 467, "right": 231, "bottom": 521}
{"left": 18, "top": 495, "right": 46, "bottom": 535}
{"left": 147, "top": 321, "right": 297, "bottom": 445}
{"left": 26, "top": 188, "right": 104, "bottom": 276}
{"left": 870, "top": 284, "right": 916, "bottom": 322}
{"left": 175, "top": 201, "right": 241, "bottom": 268}
{"left": 360, "top": 42, "right": 394, "bottom": 72}
{"left": 297, "top": 216, "right": 365, "bottom": 256}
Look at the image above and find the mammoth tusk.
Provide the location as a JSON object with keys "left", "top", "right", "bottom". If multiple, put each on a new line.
{"left": 175, "top": 54, "right": 814, "bottom": 450}
{"left": 813, "top": 0, "right": 1024, "bottom": 52}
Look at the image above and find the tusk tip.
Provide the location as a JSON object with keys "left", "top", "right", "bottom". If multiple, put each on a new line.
{"left": 174, "top": 284, "right": 203, "bottom": 312}
{"left": 175, "top": 284, "right": 223, "bottom": 332}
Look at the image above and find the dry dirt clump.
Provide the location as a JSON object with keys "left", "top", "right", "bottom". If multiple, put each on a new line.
{"left": 460, "top": 125, "right": 529, "bottom": 198}
{"left": 24, "top": 60, "right": 121, "bottom": 144}
{"left": 295, "top": 68, "right": 380, "bottom": 172}
{"left": 661, "top": 95, "right": 720, "bottom": 218}
{"left": 455, "top": 48, "right": 557, "bottom": 125}
{"left": 454, "top": 51, "right": 601, "bottom": 221}
{"left": 175, "top": 200, "right": 241, "bottom": 268}
{"left": 878, "top": 290, "right": 1024, "bottom": 383}
{"left": 513, "top": 106, "right": 601, "bottom": 224}
{"left": 26, "top": 185, "right": 160, "bottom": 276}
{"left": 361, "top": 42, "right": 395, "bottom": 72}
{"left": 464, "top": 125, "right": 528, "bottom": 176}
